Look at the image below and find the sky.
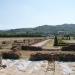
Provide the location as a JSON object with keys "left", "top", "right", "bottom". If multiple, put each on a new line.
{"left": 0, "top": 0, "right": 75, "bottom": 30}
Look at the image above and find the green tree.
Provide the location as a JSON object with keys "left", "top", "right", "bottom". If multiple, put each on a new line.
{"left": 54, "top": 35, "right": 58, "bottom": 46}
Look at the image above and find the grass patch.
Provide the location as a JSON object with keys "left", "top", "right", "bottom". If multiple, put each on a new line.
{"left": 58, "top": 39, "right": 68, "bottom": 46}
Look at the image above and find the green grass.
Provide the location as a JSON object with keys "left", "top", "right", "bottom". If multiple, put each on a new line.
{"left": 58, "top": 39, "right": 68, "bottom": 46}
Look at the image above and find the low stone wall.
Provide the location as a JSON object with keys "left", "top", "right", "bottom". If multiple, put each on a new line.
{"left": 29, "top": 53, "right": 75, "bottom": 61}
{"left": 62, "top": 44, "right": 75, "bottom": 51}
{"left": 21, "top": 46, "right": 42, "bottom": 51}
{"left": 2, "top": 51, "right": 21, "bottom": 59}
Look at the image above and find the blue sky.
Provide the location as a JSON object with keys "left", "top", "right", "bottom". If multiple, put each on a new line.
{"left": 0, "top": 0, "right": 75, "bottom": 30}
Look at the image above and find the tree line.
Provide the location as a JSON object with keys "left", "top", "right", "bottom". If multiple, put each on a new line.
{"left": 0, "top": 33, "right": 43, "bottom": 37}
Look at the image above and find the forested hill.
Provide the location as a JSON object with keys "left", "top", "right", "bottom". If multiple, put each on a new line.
{"left": 0, "top": 24, "right": 75, "bottom": 37}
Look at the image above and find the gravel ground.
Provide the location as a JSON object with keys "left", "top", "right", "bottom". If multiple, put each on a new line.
{"left": 0, "top": 60, "right": 75, "bottom": 75}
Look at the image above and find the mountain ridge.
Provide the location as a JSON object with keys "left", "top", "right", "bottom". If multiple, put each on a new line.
{"left": 0, "top": 24, "right": 75, "bottom": 36}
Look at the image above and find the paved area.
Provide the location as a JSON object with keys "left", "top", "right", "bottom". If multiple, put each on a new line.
{"left": 31, "top": 39, "right": 50, "bottom": 47}
{"left": 31, "top": 39, "right": 61, "bottom": 50}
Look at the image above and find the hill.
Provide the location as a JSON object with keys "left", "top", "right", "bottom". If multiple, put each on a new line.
{"left": 0, "top": 24, "right": 75, "bottom": 37}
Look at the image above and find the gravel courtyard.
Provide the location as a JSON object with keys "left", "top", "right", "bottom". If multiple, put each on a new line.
{"left": 0, "top": 60, "right": 75, "bottom": 75}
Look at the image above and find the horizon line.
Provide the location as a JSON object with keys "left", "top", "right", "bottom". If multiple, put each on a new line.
{"left": 0, "top": 23, "right": 75, "bottom": 30}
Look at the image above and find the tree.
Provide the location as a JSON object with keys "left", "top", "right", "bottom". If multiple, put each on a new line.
{"left": 54, "top": 35, "right": 58, "bottom": 46}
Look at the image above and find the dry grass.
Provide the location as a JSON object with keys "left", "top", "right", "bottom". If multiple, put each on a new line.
{"left": 0, "top": 37, "right": 75, "bottom": 59}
